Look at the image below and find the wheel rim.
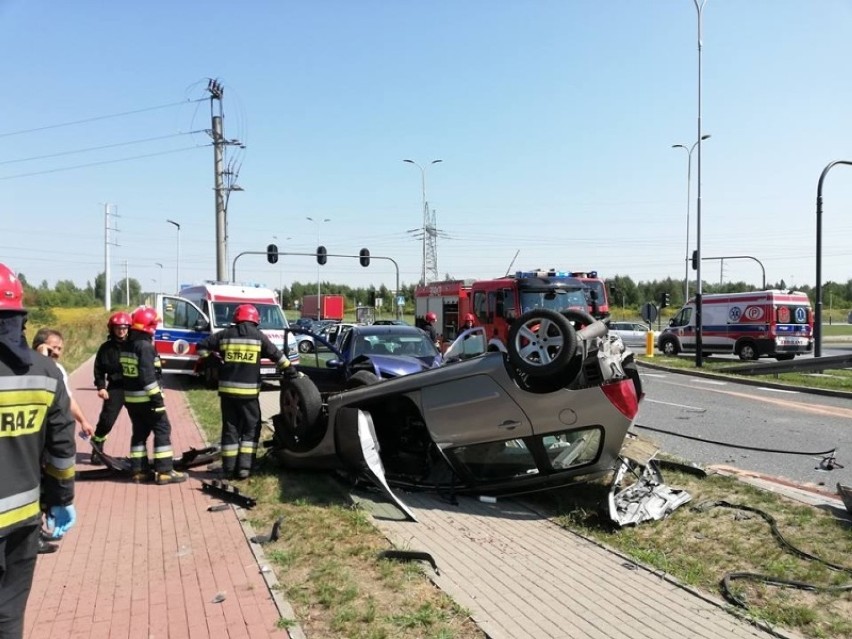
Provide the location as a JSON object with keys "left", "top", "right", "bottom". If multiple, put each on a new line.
{"left": 513, "top": 317, "right": 566, "bottom": 367}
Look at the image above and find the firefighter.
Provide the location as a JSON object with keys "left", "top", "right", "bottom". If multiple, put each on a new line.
{"left": 420, "top": 311, "right": 439, "bottom": 347}
{"left": 460, "top": 313, "right": 476, "bottom": 332}
{"left": 121, "top": 306, "right": 186, "bottom": 485}
{"left": 196, "top": 304, "right": 298, "bottom": 479}
{"left": 0, "top": 263, "right": 76, "bottom": 637}
{"left": 90, "top": 311, "right": 132, "bottom": 461}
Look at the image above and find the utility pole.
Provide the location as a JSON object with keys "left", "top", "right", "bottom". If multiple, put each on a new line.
{"left": 207, "top": 79, "right": 244, "bottom": 282}
{"left": 124, "top": 260, "right": 130, "bottom": 306}
{"left": 103, "top": 203, "right": 118, "bottom": 311}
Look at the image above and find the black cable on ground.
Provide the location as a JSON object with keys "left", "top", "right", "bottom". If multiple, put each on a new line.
{"left": 633, "top": 423, "right": 836, "bottom": 457}
{"left": 692, "top": 500, "right": 852, "bottom": 608}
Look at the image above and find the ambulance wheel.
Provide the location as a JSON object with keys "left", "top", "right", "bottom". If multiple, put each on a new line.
{"left": 298, "top": 340, "right": 314, "bottom": 354}
{"left": 659, "top": 336, "right": 679, "bottom": 357}
{"left": 275, "top": 375, "right": 322, "bottom": 450}
{"left": 737, "top": 342, "right": 759, "bottom": 361}
{"left": 508, "top": 309, "right": 577, "bottom": 378}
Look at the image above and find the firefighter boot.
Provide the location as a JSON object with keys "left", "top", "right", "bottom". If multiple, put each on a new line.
{"left": 155, "top": 470, "right": 187, "bottom": 485}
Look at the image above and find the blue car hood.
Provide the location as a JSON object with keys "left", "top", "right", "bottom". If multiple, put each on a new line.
{"left": 367, "top": 354, "right": 440, "bottom": 377}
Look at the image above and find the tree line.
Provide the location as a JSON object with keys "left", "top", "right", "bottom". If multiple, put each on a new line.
{"left": 16, "top": 271, "right": 852, "bottom": 317}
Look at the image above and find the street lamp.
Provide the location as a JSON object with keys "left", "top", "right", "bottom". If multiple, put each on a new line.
{"left": 672, "top": 134, "right": 711, "bottom": 303}
{"left": 166, "top": 219, "right": 181, "bottom": 292}
{"left": 693, "top": 0, "right": 708, "bottom": 368}
{"left": 403, "top": 159, "right": 442, "bottom": 285}
{"left": 155, "top": 262, "right": 163, "bottom": 293}
{"left": 306, "top": 217, "right": 330, "bottom": 319}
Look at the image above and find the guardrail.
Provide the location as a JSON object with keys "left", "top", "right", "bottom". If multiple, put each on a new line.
{"left": 719, "top": 353, "right": 852, "bottom": 376}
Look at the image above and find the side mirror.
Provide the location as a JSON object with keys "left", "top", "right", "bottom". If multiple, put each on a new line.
{"left": 193, "top": 318, "right": 210, "bottom": 331}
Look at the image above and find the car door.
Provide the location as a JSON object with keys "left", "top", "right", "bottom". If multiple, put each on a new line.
{"left": 155, "top": 294, "right": 210, "bottom": 373}
{"left": 334, "top": 406, "right": 417, "bottom": 521}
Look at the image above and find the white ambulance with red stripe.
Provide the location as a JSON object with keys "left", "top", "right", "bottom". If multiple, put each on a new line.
{"left": 153, "top": 282, "right": 299, "bottom": 383}
{"left": 657, "top": 290, "right": 813, "bottom": 360}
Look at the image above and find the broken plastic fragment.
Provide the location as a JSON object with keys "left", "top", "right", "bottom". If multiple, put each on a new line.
{"left": 211, "top": 591, "right": 226, "bottom": 603}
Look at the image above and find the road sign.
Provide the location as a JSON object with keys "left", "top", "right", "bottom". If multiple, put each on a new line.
{"left": 641, "top": 302, "right": 658, "bottom": 324}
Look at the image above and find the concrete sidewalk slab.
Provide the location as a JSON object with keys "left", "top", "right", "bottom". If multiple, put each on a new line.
{"left": 25, "top": 360, "right": 290, "bottom": 639}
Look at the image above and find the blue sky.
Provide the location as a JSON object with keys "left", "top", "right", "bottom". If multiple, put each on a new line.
{"left": 1, "top": 1, "right": 851, "bottom": 297}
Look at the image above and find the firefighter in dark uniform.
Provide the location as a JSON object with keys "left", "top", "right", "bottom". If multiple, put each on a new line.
{"left": 90, "top": 311, "right": 132, "bottom": 461}
{"left": 0, "top": 263, "right": 76, "bottom": 638}
{"left": 419, "top": 311, "right": 439, "bottom": 347}
{"left": 120, "top": 306, "right": 186, "bottom": 485}
{"left": 196, "top": 303, "right": 297, "bottom": 479}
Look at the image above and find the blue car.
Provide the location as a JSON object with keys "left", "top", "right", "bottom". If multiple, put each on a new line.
{"left": 294, "top": 324, "right": 442, "bottom": 394}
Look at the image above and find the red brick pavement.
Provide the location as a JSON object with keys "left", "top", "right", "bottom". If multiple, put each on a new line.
{"left": 25, "top": 359, "right": 290, "bottom": 639}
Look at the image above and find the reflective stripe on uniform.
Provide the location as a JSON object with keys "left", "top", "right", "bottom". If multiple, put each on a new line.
{"left": 221, "top": 443, "right": 238, "bottom": 458}
{"left": 221, "top": 338, "right": 262, "bottom": 364}
{"left": 44, "top": 452, "right": 76, "bottom": 480}
{"left": 124, "top": 390, "right": 150, "bottom": 403}
{"left": 0, "top": 377, "right": 57, "bottom": 437}
{"left": 0, "top": 486, "right": 41, "bottom": 531}
{"left": 129, "top": 445, "right": 147, "bottom": 459}
{"left": 120, "top": 354, "right": 140, "bottom": 378}
{"left": 239, "top": 440, "right": 258, "bottom": 455}
{"left": 153, "top": 445, "right": 173, "bottom": 460}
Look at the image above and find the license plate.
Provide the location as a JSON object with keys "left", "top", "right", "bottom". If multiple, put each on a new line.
{"left": 260, "top": 367, "right": 276, "bottom": 376}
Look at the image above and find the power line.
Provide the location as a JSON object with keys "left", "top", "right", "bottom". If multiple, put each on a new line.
{"left": 0, "top": 145, "right": 210, "bottom": 181}
{"left": 0, "top": 98, "right": 206, "bottom": 139}
{"left": 0, "top": 130, "right": 207, "bottom": 166}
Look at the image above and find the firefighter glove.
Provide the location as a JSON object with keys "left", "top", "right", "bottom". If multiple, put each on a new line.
{"left": 281, "top": 365, "right": 301, "bottom": 381}
{"left": 48, "top": 505, "right": 77, "bottom": 538}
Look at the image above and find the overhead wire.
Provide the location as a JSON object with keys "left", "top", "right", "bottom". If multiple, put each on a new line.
{"left": 0, "top": 98, "right": 205, "bottom": 138}
{"left": 0, "top": 130, "right": 207, "bottom": 166}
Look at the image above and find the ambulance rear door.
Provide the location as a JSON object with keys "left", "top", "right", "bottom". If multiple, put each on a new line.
{"left": 155, "top": 294, "right": 210, "bottom": 374}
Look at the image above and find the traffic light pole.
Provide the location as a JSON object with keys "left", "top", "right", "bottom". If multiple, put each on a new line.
{"left": 231, "top": 250, "right": 402, "bottom": 319}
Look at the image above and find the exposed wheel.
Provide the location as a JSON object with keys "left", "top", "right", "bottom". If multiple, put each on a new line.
{"left": 775, "top": 353, "right": 795, "bottom": 361}
{"left": 346, "top": 370, "right": 379, "bottom": 389}
{"left": 508, "top": 309, "right": 577, "bottom": 377}
{"left": 274, "top": 375, "right": 322, "bottom": 450}
{"left": 738, "top": 342, "right": 759, "bottom": 361}
{"left": 298, "top": 340, "right": 314, "bottom": 354}
{"left": 659, "top": 337, "right": 679, "bottom": 357}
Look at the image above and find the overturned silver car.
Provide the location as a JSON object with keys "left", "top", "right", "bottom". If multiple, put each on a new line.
{"left": 270, "top": 309, "right": 689, "bottom": 525}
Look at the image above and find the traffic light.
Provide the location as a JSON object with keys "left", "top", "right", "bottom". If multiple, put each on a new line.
{"left": 359, "top": 248, "right": 370, "bottom": 267}
{"left": 660, "top": 292, "right": 671, "bottom": 308}
{"left": 266, "top": 244, "right": 278, "bottom": 264}
{"left": 691, "top": 250, "right": 698, "bottom": 270}
{"left": 316, "top": 245, "right": 327, "bottom": 265}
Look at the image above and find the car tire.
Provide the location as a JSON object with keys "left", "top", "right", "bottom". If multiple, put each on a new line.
{"left": 346, "top": 370, "right": 379, "bottom": 389}
{"left": 275, "top": 375, "right": 323, "bottom": 451}
{"left": 298, "top": 340, "right": 314, "bottom": 354}
{"left": 659, "top": 337, "right": 679, "bottom": 357}
{"left": 738, "top": 342, "right": 759, "bottom": 361}
{"left": 508, "top": 309, "right": 578, "bottom": 378}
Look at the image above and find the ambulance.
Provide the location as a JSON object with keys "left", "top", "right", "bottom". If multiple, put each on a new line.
{"left": 153, "top": 282, "right": 299, "bottom": 383}
{"left": 657, "top": 290, "right": 813, "bottom": 360}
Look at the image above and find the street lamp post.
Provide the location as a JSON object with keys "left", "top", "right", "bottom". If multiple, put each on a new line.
{"left": 306, "top": 217, "right": 330, "bottom": 320}
{"left": 166, "top": 219, "right": 181, "bottom": 293}
{"left": 672, "top": 134, "right": 711, "bottom": 303}
{"left": 155, "top": 262, "right": 163, "bottom": 293}
{"left": 403, "top": 159, "right": 442, "bottom": 285}
{"left": 693, "top": 0, "right": 708, "bottom": 368}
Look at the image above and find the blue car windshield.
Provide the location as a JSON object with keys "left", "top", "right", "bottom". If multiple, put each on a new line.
{"left": 520, "top": 289, "right": 588, "bottom": 314}
{"left": 351, "top": 334, "right": 438, "bottom": 359}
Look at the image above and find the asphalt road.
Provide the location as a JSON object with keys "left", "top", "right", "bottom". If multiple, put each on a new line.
{"left": 635, "top": 368, "right": 852, "bottom": 490}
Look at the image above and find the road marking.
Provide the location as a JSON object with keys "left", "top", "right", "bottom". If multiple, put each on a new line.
{"left": 662, "top": 380, "right": 852, "bottom": 419}
{"left": 757, "top": 387, "right": 799, "bottom": 394}
{"left": 691, "top": 378, "right": 727, "bottom": 385}
{"left": 641, "top": 373, "right": 667, "bottom": 378}
{"left": 644, "top": 398, "right": 706, "bottom": 412}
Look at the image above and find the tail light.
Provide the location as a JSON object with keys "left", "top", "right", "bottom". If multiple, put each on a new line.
{"left": 601, "top": 378, "right": 639, "bottom": 420}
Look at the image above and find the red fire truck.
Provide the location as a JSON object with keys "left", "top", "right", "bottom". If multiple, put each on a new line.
{"left": 415, "top": 271, "right": 591, "bottom": 352}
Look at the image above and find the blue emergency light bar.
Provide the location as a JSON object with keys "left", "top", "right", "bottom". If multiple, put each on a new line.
{"left": 515, "top": 269, "right": 597, "bottom": 279}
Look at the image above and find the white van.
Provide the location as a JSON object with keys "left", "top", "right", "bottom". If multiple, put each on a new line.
{"left": 154, "top": 282, "right": 299, "bottom": 383}
{"left": 657, "top": 290, "right": 813, "bottom": 361}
